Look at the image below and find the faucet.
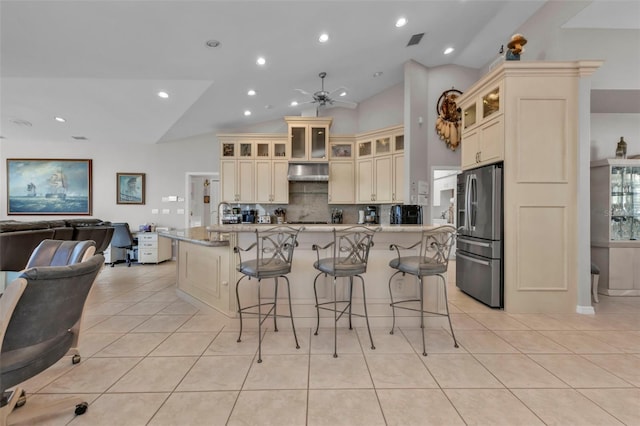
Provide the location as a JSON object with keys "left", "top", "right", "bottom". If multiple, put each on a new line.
{"left": 217, "top": 201, "right": 232, "bottom": 225}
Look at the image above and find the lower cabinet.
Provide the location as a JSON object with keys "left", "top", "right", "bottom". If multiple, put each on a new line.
{"left": 137, "top": 233, "right": 172, "bottom": 264}
{"left": 591, "top": 245, "right": 640, "bottom": 296}
{"left": 177, "top": 241, "right": 232, "bottom": 314}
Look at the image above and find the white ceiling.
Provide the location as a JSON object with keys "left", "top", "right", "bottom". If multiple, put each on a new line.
{"left": 0, "top": 0, "right": 637, "bottom": 146}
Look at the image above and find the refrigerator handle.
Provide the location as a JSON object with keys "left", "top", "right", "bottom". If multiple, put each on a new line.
{"left": 464, "top": 174, "right": 472, "bottom": 231}
{"left": 457, "top": 252, "right": 491, "bottom": 266}
{"left": 469, "top": 174, "right": 477, "bottom": 230}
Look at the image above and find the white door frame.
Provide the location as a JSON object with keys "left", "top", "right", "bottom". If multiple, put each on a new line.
{"left": 184, "top": 172, "right": 220, "bottom": 230}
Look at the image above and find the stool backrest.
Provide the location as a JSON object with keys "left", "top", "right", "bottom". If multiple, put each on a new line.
{"left": 332, "top": 226, "right": 379, "bottom": 271}
{"left": 254, "top": 226, "right": 302, "bottom": 271}
{"left": 419, "top": 225, "right": 457, "bottom": 269}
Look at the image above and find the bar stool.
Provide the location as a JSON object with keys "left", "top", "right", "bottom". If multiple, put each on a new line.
{"left": 234, "top": 225, "right": 303, "bottom": 363}
{"left": 312, "top": 225, "right": 380, "bottom": 358}
{"left": 388, "top": 225, "right": 458, "bottom": 356}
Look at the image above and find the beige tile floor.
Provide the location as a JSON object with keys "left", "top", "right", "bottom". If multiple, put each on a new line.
{"left": 12, "top": 260, "right": 640, "bottom": 426}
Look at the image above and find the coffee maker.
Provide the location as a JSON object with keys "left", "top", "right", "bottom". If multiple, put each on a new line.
{"left": 364, "top": 206, "right": 378, "bottom": 224}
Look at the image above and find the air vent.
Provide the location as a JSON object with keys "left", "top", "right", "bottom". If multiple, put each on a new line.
{"left": 9, "top": 118, "right": 32, "bottom": 127}
{"left": 72, "top": 136, "right": 88, "bottom": 140}
{"left": 407, "top": 33, "right": 424, "bottom": 47}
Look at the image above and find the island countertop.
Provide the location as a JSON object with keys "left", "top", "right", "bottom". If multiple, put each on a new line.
{"left": 158, "top": 227, "right": 230, "bottom": 247}
{"left": 202, "top": 223, "right": 448, "bottom": 233}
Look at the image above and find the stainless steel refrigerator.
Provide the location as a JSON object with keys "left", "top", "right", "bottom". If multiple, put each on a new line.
{"left": 456, "top": 163, "right": 503, "bottom": 308}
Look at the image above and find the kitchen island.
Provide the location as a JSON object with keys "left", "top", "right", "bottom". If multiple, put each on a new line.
{"left": 160, "top": 224, "right": 451, "bottom": 328}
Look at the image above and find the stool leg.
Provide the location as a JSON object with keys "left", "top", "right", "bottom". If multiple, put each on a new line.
{"left": 284, "top": 275, "right": 300, "bottom": 349}
{"left": 359, "top": 275, "right": 375, "bottom": 350}
{"left": 440, "top": 274, "right": 458, "bottom": 348}
{"left": 388, "top": 271, "right": 400, "bottom": 335}
{"left": 236, "top": 277, "right": 245, "bottom": 343}
{"left": 333, "top": 276, "right": 338, "bottom": 358}
{"left": 257, "top": 280, "right": 263, "bottom": 363}
{"left": 420, "top": 277, "right": 427, "bottom": 356}
{"left": 348, "top": 277, "right": 353, "bottom": 330}
{"left": 592, "top": 273, "right": 600, "bottom": 303}
{"left": 313, "top": 273, "right": 322, "bottom": 336}
{"left": 273, "top": 277, "right": 279, "bottom": 332}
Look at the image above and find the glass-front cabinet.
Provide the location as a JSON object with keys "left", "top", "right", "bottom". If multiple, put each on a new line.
{"left": 591, "top": 159, "right": 640, "bottom": 242}
{"left": 591, "top": 159, "right": 640, "bottom": 296}
{"left": 286, "top": 117, "right": 332, "bottom": 161}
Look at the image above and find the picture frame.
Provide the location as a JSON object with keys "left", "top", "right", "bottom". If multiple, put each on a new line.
{"left": 6, "top": 158, "right": 92, "bottom": 215}
{"left": 116, "top": 173, "right": 145, "bottom": 205}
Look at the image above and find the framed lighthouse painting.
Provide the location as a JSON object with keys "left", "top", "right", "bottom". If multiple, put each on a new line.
{"left": 6, "top": 158, "right": 93, "bottom": 215}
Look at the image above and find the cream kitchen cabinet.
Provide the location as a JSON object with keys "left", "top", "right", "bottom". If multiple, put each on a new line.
{"left": 177, "top": 240, "right": 232, "bottom": 314}
{"left": 137, "top": 233, "right": 172, "bottom": 264}
{"left": 459, "top": 82, "right": 504, "bottom": 170}
{"left": 286, "top": 117, "right": 332, "bottom": 161}
{"left": 221, "top": 159, "right": 254, "bottom": 203}
{"left": 355, "top": 125, "right": 403, "bottom": 204}
{"left": 392, "top": 153, "right": 404, "bottom": 203}
{"left": 357, "top": 155, "right": 393, "bottom": 203}
{"left": 456, "top": 60, "right": 601, "bottom": 313}
{"left": 255, "top": 159, "right": 289, "bottom": 204}
{"left": 590, "top": 159, "right": 640, "bottom": 296}
{"left": 219, "top": 135, "right": 287, "bottom": 203}
{"left": 328, "top": 161, "right": 355, "bottom": 204}
{"left": 460, "top": 115, "right": 504, "bottom": 169}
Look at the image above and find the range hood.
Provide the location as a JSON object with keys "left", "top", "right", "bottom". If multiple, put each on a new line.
{"left": 287, "top": 162, "right": 329, "bottom": 181}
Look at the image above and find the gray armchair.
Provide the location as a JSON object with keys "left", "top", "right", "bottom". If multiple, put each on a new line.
{"left": 0, "top": 254, "right": 104, "bottom": 425}
{"left": 25, "top": 239, "right": 96, "bottom": 269}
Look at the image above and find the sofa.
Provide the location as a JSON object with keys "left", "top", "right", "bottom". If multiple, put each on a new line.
{"left": 0, "top": 219, "right": 114, "bottom": 271}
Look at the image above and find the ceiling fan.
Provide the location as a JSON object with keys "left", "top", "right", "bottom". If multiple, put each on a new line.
{"left": 295, "top": 72, "right": 358, "bottom": 109}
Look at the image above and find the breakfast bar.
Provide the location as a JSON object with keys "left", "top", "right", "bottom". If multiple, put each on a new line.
{"left": 160, "top": 224, "right": 450, "bottom": 329}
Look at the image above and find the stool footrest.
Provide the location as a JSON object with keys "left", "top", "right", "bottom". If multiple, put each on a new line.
{"left": 389, "top": 300, "right": 449, "bottom": 317}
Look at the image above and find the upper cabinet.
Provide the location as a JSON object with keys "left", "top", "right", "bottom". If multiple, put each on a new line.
{"left": 459, "top": 81, "right": 504, "bottom": 169}
{"left": 286, "top": 117, "right": 332, "bottom": 161}
{"left": 219, "top": 134, "right": 287, "bottom": 204}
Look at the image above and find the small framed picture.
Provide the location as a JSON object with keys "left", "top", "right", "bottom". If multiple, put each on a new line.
{"left": 116, "top": 173, "right": 145, "bottom": 205}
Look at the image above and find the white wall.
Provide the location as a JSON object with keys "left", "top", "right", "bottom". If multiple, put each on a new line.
{"left": 357, "top": 83, "right": 404, "bottom": 133}
{"left": 591, "top": 113, "right": 640, "bottom": 160}
{"left": 0, "top": 133, "right": 217, "bottom": 229}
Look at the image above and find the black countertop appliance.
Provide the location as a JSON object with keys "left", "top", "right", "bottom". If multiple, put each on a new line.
{"left": 390, "top": 204, "right": 422, "bottom": 224}
{"left": 241, "top": 209, "right": 256, "bottom": 224}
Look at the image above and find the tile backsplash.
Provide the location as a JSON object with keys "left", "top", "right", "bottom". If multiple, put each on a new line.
{"left": 250, "top": 182, "right": 389, "bottom": 224}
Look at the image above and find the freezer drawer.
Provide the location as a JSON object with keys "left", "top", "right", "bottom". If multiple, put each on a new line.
{"left": 457, "top": 236, "right": 501, "bottom": 259}
{"left": 456, "top": 250, "right": 502, "bottom": 308}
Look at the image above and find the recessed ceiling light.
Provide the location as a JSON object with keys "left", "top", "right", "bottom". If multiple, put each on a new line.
{"left": 444, "top": 47, "right": 455, "bottom": 55}
{"left": 290, "top": 101, "right": 298, "bottom": 107}
{"left": 395, "top": 17, "right": 408, "bottom": 27}
{"left": 205, "top": 39, "right": 221, "bottom": 48}
{"left": 54, "top": 116, "right": 66, "bottom": 123}
{"left": 247, "top": 89, "right": 256, "bottom": 96}
{"left": 339, "top": 91, "right": 347, "bottom": 97}
{"left": 373, "top": 71, "right": 383, "bottom": 77}
{"left": 158, "top": 91, "right": 169, "bottom": 98}
{"left": 256, "top": 57, "right": 266, "bottom": 66}
{"left": 318, "top": 33, "right": 329, "bottom": 43}
{"left": 244, "top": 110, "right": 251, "bottom": 116}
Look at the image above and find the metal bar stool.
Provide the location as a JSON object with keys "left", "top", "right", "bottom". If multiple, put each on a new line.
{"left": 312, "top": 225, "right": 380, "bottom": 358}
{"left": 388, "top": 225, "right": 458, "bottom": 356}
{"left": 234, "top": 225, "right": 304, "bottom": 363}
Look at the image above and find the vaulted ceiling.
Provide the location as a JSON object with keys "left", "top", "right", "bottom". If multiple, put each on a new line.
{"left": 1, "top": 1, "right": 637, "bottom": 146}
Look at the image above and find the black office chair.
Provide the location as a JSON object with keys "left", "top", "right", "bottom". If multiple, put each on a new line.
{"left": 234, "top": 226, "right": 303, "bottom": 363}
{"left": 109, "top": 223, "right": 138, "bottom": 267}
{"left": 387, "top": 225, "right": 458, "bottom": 356}
{"left": 0, "top": 254, "right": 105, "bottom": 425}
{"left": 312, "top": 225, "right": 380, "bottom": 358}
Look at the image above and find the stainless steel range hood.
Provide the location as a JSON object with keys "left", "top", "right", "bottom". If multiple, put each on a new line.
{"left": 287, "top": 162, "right": 329, "bottom": 181}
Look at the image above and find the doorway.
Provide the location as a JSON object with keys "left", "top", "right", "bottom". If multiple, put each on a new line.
{"left": 185, "top": 172, "right": 219, "bottom": 229}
